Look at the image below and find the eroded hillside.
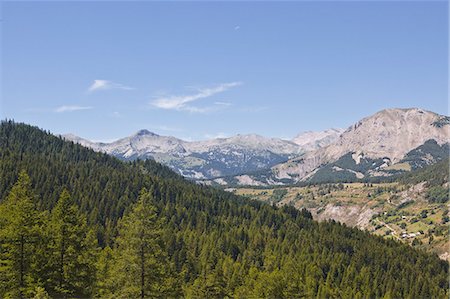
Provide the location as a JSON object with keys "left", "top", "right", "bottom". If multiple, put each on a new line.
{"left": 234, "top": 181, "right": 449, "bottom": 260}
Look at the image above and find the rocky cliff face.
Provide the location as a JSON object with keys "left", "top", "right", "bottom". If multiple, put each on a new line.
{"left": 64, "top": 108, "right": 449, "bottom": 184}
{"left": 292, "top": 128, "right": 344, "bottom": 151}
{"left": 63, "top": 130, "right": 338, "bottom": 179}
{"left": 272, "top": 108, "right": 449, "bottom": 183}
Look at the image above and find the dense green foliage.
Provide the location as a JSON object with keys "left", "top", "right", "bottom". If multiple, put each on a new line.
{"left": 0, "top": 120, "right": 183, "bottom": 245}
{"left": 399, "top": 158, "right": 449, "bottom": 188}
{"left": 94, "top": 189, "right": 179, "bottom": 298}
{"left": 305, "top": 140, "right": 449, "bottom": 184}
{"left": 425, "top": 186, "right": 448, "bottom": 203}
{"left": 399, "top": 158, "right": 449, "bottom": 203}
{"left": 307, "top": 153, "right": 392, "bottom": 184}
{"left": 400, "top": 140, "right": 449, "bottom": 170}
{"left": 0, "top": 171, "right": 44, "bottom": 298}
{"left": 0, "top": 172, "right": 98, "bottom": 298}
{"left": 269, "top": 188, "right": 288, "bottom": 204}
{"left": 0, "top": 121, "right": 449, "bottom": 298}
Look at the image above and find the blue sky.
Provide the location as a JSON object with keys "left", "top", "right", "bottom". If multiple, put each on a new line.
{"left": 1, "top": 1, "right": 448, "bottom": 141}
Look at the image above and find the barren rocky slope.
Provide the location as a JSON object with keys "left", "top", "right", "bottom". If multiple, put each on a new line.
{"left": 222, "top": 108, "right": 449, "bottom": 186}
{"left": 275, "top": 108, "right": 449, "bottom": 181}
{"left": 63, "top": 129, "right": 338, "bottom": 179}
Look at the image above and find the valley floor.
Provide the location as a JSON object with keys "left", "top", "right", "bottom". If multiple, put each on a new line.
{"left": 233, "top": 182, "right": 449, "bottom": 260}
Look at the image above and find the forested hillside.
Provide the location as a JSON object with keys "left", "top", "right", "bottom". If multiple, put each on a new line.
{"left": 0, "top": 121, "right": 448, "bottom": 298}
{"left": 399, "top": 158, "right": 449, "bottom": 188}
{"left": 399, "top": 158, "right": 449, "bottom": 204}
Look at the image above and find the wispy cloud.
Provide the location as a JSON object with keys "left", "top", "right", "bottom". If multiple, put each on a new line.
{"left": 150, "top": 82, "right": 242, "bottom": 113}
{"left": 214, "top": 101, "right": 232, "bottom": 106}
{"left": 88, "top": 80, "right": 134, "bottom": 93}
{"left": 54, "top": 105, "right": 93, "bottom": 113}
{"left": 234, "top": 26, "right": 240, "bottom": 30}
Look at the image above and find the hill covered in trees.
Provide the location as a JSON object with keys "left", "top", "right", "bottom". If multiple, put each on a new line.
{"left": 0, "top": 120, "right": 448, "bottom": 298}
{"left": 399, "top": 157, "right": 449, "bottom": 188}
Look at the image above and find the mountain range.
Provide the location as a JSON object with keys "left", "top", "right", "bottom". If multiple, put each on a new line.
{"left": 63, "top": 127, "right": 343, "bottom": 179}
{"left": 64, "top": 108, "right": 449, "bottom": 186}
{"left": 223, "top": 108, "right": 449, "bottom": 186}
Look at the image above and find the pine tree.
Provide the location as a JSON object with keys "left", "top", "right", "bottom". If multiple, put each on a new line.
{"left": 92, "top": 246, "right": 114, "bottom": 298}
{"left": 0, "top": 171, "right": 43, "bottom": 298}
{"left": 108, "top": 188, "right": 179, "bottom": 298}
{"left": 46, "top": 189, "right": 98, "bottom": 297}
{"left": 32, "top": 287, "right": 51, "bottom": 299}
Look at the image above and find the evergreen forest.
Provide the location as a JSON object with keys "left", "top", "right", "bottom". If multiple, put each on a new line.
{"left": 0, "top": 121, "right": 448, "bottom": 298}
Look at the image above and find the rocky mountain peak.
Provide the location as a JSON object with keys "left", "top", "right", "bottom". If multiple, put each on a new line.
{"left": 292, "top": 128, "right": 344, "bottom": 151}
{"left": 135, "top": 129, "right": 158, "bottom": 137}
{"left": 271, "top": 108, "right": 449, "bottom": 184}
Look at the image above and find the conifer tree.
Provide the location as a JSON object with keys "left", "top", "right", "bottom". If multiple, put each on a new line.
{"left": 0, "top": 171, "right": 43, "bottom": 298}
{"left": 108, "top": 188, "right": 179, "bottom": 298}
{"left": 92, "top": 246, "right": 115, "bottom": 298}
{"left": 46, "top": 189, "right": 98, "bottom": 297}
